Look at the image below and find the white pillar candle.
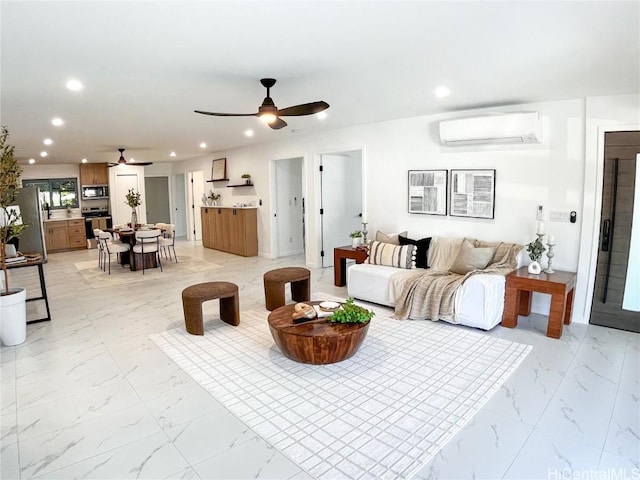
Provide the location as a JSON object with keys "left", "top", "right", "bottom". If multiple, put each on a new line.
{"left": 536, "top": 221, "right": 544, "bottom": 235}
{"left": 548, "top": 234, "right": 555, "bottom": 245}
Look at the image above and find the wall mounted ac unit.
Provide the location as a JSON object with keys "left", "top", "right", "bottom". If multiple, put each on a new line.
{"left": 439, "top": 112, "right": 542, "bottom": 146}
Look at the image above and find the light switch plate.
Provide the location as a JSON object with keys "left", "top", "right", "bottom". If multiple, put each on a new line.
{"left": 550, "top": 211, "right": 570, "bottom": 222}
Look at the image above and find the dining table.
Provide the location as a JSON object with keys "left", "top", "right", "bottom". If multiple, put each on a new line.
{"left": 110, "top": 227, "right": 161, "bottom": 271}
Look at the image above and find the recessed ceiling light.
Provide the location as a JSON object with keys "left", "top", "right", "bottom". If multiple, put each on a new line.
{"left": 43, "top": 138, "right": 53, "bottom": 145}
{"left": 316, "top": 111, "right": 327, "bottom": 120}
{"left": 434, "top": 86, "right": 450, "bottom": 98}
{"left": 66, "top": 79, "right": 84, "bottom": 91}
{"left": 170, "top": 151, "right": 176, "bottom": 157}
{"left": 28, "top": 158, "right": 36, "bottom": 164}
{"left": 199, "top": 142, "right": 207, "bottom": 149}
{"left": 81, "top": 158, "right": 88, "bottom": 163}
{"left": 244, "top": 129, "right": 254, "bottom": 137}
{"left": 40, "top": 151, "right": 48, "bottom": 157}
{"left": 51, "top": 117, "right": 64, "bottom": 126}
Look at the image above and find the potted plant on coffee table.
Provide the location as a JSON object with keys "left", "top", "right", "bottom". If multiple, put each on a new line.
{"left": 0, "top": 126, "right": 29, "bottom": 346}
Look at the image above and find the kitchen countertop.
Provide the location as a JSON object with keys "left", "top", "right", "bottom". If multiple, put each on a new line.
{"left": 43, "top": 217, "right": 84, "bottom": 222}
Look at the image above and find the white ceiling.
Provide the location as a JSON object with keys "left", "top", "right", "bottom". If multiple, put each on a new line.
{"left": 2, "top": 1, "right": 639, "bottom": 166}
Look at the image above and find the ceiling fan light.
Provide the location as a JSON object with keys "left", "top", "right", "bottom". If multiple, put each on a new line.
{"left": 260, "top": 113, "right": 277, "bottom": 125}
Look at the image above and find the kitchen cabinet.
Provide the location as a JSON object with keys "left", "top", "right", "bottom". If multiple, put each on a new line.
{"left": 44, "top": 219, "right": 86, "bottom": 252}
{"left": 79, "top": 163, "right": 109, "bottom": 185}
{"left": 201, "top": 207, "right": 258, "bottom": 257}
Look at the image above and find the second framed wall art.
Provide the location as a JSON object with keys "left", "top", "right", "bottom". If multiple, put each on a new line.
{"left": 450, "top": 169, "right": 496, "bottom": 219}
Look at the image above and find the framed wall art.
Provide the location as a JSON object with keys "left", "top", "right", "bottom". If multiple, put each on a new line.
{"left": 211, "top": 158, "right": 227, "bottom": 181}
{"left": 450, "top": 169, "right": 496, "bottom": 219}
{"left": 408, "top": 170, "right": 448, "bottom": 215}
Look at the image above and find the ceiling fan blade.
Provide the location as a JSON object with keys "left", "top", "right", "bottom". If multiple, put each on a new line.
{"left": 194, "top": 110, "right": 258, "bottom": 117}
{"left": 269, "top": 117, "right": 288, "bottom": 130}
{"left": 276, "top": 101, "right": 329, "bottom": 117}
{"left": 131, "top": 162, "right": 153, "bottom": 166}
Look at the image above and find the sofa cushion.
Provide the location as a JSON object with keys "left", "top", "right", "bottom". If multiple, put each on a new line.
{"left": 366, "top": 241, "right": 416, "bottom": 269}
{"left": 398, "top": 235, "right": 432, "bottom": 269}
{"left": 428, "top": 237, "right": 466, "bottom": 270}
{"left": 375, "top": 230, "right": 407, "bottom": 245}
{"left": 474, "top": 240, "right": 523, "bottom": 268}
{"left": 449, "top": 240, "right": 496, "bottom": 274}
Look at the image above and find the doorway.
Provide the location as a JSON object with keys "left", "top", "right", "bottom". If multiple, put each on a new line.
{"left": 144, "top": 176, "right": 170, "bottom": 224}
{"left": 320, "top": 150, "right": 363, "bottom": 268}
{"left": 273, "top": 157, "right": 304, "bottom": 257}
{"left": 590, "top": 131, "right": 640, "bottom": 332}
{"left": 173, "top": 174, "right": 187, "bottom": 238}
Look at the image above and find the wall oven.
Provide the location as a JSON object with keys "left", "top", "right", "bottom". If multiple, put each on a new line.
{"left": 81, "top": 185, "right": 109, "bottom": 200}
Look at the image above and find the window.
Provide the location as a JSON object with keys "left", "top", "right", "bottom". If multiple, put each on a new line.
{"left": 23, "top": 178, "right": 79, "bottom": 209}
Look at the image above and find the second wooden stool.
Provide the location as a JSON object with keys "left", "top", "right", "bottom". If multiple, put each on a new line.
{"left": 263, "top": 267, "right": 311, "bottom": 311}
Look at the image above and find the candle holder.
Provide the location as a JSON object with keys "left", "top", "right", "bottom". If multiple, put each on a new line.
{"left": 544, "top": 242, "right": 555, "bottom": 274}
{"left": 362, "top": 222, "right": 368, "bottom": 244}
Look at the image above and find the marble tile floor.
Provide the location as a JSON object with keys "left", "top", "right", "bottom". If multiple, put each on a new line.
{"left": 1, "top": 240, "right": 638, "bottom": 480}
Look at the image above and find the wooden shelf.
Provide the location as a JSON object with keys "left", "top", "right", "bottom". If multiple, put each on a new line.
{"left": 206, "top": 178, "right": 229, "bottom": 183}
{"left": 227, "top": 183, "right": 254, "bottom": 187}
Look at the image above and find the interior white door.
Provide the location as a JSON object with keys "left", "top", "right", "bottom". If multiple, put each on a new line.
{"left": 113, "top": 173, "right": 139, "bottom": 226}
{"left": 320, "top": 152, "right": 363, "bottom": 267}
{"left": 187, "top": 171, "right": 204, "bottom": 241}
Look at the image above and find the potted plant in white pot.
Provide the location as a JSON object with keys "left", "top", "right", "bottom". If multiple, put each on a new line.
{"left": 350, "top": 230, "right": 363, "bottom": 248}
{"left": 0, "top": 126, "right": 29, "bottom": 346}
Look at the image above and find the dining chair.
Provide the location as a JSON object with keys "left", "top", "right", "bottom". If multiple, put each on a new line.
{"left": 93, "top": 228, "right": 105, "bottom": 269}
{"left": 97, "top": 231, "right": 130, "bottom": 274}
{"left": 158, "top": 223, "right": 177, "bottom": 262}
{"left": 132, "top": 229, "right": 163, "bottom": 275}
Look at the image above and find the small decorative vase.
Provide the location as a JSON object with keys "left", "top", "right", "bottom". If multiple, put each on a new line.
{"left": 131, "top": 209, "right": 138, "bottom": 229}
{"left": 352, "top": 237, "right": 361, "bottom": 248}
{"left": 528, "top": 260, "right": 542, "bottom": 274}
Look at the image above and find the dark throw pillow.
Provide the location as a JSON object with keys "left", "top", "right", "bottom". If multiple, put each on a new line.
{"left": 398, "top": 235, "right": 432, "bottom": 269}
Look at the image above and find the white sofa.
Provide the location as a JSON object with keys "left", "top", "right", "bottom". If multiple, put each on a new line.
{"left": 347, "top": 236, "right": 526, "bottom": 330}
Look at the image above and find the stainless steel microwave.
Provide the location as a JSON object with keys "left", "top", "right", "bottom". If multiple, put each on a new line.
{"left": 81, "top": 185, "right": 109, "bottom": 200}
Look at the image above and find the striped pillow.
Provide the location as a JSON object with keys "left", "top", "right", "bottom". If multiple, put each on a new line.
{"left": 366, "top": 241, "right": 416, "bottom": 269}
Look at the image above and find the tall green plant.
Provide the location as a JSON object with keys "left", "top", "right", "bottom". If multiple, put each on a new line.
{"left": 0, "top": 126, "right": 27, "bottom": 295}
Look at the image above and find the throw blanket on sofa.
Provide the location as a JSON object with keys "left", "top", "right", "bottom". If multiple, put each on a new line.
{"left": 394, "top": 242, "right": 523, "bottom": 322}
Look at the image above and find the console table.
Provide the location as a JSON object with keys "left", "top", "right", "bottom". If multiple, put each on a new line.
{"left": 502, "top": 267, "right": 576, "bottom": 339}
{"left": 334, "top": 245, "right": 368, "bottom": 286}
{"left": 6, "top": 257, "right": 51, "bottom": 324}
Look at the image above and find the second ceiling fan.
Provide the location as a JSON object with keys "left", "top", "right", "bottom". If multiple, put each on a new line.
{"left": 194, "top": 78, "right": 329, "bottom": 130}
{"left": 108, "top": 148, "right": 153, "bottom": 167}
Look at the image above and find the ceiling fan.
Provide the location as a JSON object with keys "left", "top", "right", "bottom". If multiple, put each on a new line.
{"left": 108, "top": 148, "right": 153, "bottom": 167}
{"left": 194, "top": 78, "right": 329, "bottom": 130}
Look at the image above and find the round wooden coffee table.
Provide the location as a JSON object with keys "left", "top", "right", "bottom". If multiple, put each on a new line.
{"left": 267, "top": 301, "right": 370, "bottom": 365}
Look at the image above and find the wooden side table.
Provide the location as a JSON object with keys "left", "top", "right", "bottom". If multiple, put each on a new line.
{"left": 334, "top": 245, "right": 368, "bottom": 286}
{"left": 502, "top": 266, "right": 577, "bottom": 339}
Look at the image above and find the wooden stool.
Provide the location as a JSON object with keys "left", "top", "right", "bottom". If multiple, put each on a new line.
{"left": 182, "top": 282, "right": 239, "bottom": 335}
{"left": 263, "top": 267, "right": 311, "bottom": 311}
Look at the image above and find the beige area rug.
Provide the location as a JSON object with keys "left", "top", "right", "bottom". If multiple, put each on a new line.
{"left": 151, "top": 293, "right": 532, "bottom": 479}
{"left": 74, "top": 255, "right": 222, "bottom": 288}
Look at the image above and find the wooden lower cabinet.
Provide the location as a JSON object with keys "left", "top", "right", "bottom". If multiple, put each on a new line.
{"left": 201, "top": 207, "right": 258, "bottom": 257}
{"left": 44, "top": 219, "right": 87, "bottom": 252}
